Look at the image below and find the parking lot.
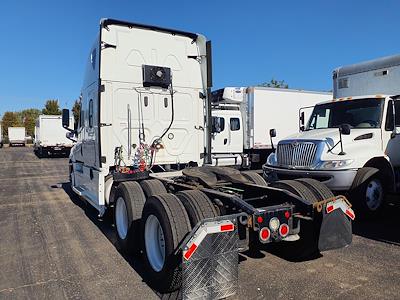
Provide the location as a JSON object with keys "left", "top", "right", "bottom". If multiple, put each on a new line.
{"left": 0, "top": 147, "right": 399, "bottom": 299}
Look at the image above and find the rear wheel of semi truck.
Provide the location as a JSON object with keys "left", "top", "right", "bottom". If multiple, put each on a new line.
{"left": 140, "top": 179, "right": 167, "bottom": 198}
{"left": 176, "top": 190, "right": 219, "bottom": 227}
{"left": 295, "top": 178, "right": 334, "bottom": 200}
{"left": 350, "top": 168, "right": 385, "bottom": 218}
{"left": 241, "top": 171, "right": 268, "bottom": 186}
{"left": 269, "top": 180, "right": 320, "bottom": 260}
{"left": 142, "top": 193, "right": 191, "bottom": 292}
{"left": 114, "top": 181, "right": 146, "bottom": 255}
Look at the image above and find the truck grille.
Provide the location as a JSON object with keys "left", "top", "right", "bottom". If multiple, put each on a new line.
{"left": 277, "top": 141, "right": 318, "bottom": 168}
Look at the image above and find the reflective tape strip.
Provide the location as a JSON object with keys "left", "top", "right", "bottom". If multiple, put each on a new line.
{"left": 183, "top": 220, "right": 235, "bottom": 260}
{"left": 326, "top": 198, "right": 355, "bottom": 220}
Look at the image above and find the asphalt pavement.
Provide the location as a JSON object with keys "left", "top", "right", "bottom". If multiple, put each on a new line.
{"left": 0, "top": 147, "right": 399, "bottom": 299}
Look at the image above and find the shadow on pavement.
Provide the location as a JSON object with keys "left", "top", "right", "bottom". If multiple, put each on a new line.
{"left": 352, "top": 196, "right": 400, "bottom": 246}
{"left": 60, "top": 182, "right": 180, "bottom": 300}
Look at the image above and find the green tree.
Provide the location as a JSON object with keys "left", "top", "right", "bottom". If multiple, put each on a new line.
{"left": 42, "top": 99, "right": 61, "bottom": 115}
{"left": 259, "top": 78, "right": 289, "bottom": 89}
{"left": 1, "top": 112, "right": 22, "bottom": 138}
{"left": 20, "top": 108, "right": 41, "bottom": 137}
{"left": 72, "top": 100, "right": 81, "bottom": 127}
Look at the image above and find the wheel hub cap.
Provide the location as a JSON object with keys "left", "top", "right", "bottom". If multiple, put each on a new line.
{"left": 365, "top": 179, "right": 383, "bottom": 211}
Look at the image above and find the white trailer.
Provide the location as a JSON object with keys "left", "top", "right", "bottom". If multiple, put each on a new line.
{"left": 61, "top": 19, "right": 354, "bottom": 296}
{"left": 211, "top": 87, "right": 332, "bottom": 168}
{"left": 8, "top": 127, "right": 26, "bottom": 147}
{"left": 34, "top": 115, "right": 74, "bottom": 157}
{"left": 264, "top": 53, "right": 400, "bottom": 218}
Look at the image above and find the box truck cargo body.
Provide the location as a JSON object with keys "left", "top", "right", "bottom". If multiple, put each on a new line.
{"left": 8, "top": 127, "right": 26, "bottom": 146}
{"left": 211, "top": 87, "right": 332, "bottom": 168}
{"left": 34, "top": 115, "right": 74, "bottom": 156}
{"left": 265, "top": 53, "right": 400, "bottom": 218}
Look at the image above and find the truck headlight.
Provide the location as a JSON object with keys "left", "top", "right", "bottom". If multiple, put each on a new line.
{"left": 318, "top": 159, "right": 354, "bottom": 169}
{"left": 266, "top": 153, "right": 277, "bottom": 166}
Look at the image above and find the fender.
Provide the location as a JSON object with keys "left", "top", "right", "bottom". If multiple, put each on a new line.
{"left": 350, "top": 167, "right": 379, "bottom": 190}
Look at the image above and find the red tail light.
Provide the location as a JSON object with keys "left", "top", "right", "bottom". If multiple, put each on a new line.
{"left": 284, "top": 211, "right": 290, "bottom": 219}
{"left": 257, "top": 216, "right": 263, "bottom": 223}
{"left": 259, "top": 227, "right": 270, "bottom": 242}
{"left": 279, "top": 224, "right": 289, "bottom": 237}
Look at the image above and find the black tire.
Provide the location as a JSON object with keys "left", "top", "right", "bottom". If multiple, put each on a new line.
{"left": 242, "top": 171, "right": 268, "bottom": 186}
{"left": 349, "top": 168, "right": 384, "bottom": 219}
{"left": 142, "top": 193, "right": 191, "bottom": 292}
{"left": 295, "top": 178, "right": 334, "bottom": 201}
{"left": 269, "top": 180, "right": 319, "bottom": 203}
{"left": 114, "top": 181, "right": 146, "bottom": 255}
{"left": 176, "top": 190, "right": 219, "bottom": 227}
{"left": 269, "top": 180, "right": 320, "bottom": 260}
{"left": 140, "top": 179, "right": 167, "bottom": 198}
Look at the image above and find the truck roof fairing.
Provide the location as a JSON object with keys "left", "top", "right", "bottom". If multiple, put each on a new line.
{"left": 333, "top": 54, "right": 400, "bottom": 77}
{"left": 100, "top": 18, "right": 199, "bottom": 41}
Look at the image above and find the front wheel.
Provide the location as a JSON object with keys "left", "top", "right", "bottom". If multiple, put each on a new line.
{"left": 350, "top": 173, "right": 385, "bottom": 218}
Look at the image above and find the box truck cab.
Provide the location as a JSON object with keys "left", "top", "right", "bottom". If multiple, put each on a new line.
{"left": 264, "top": 54, "right": 400, "bottom": 217}
{"left": 211, "top": 87, "right": 332, "bottom": 169}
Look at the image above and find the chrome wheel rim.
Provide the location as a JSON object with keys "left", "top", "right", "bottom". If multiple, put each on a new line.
{"left": 145, "top": 214, "right": 166, "bottom": 272}
{"left": 116, "top": 197, "right": 129, "bottom": 239}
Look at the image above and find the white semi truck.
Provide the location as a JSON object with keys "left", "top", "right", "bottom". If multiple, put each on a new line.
{"left": 264, "top": 54, "right": 400, "bottom": 218}
{"left": 8, "top": 127, "right": 26, "bottom": 146}
{"left": 211, "top": 87, "right": 331, "bottom": 169}
{"left": 34, "top": 115, "right": 74, "bottom": 157}
{"left": 62, "top": 19, "right": 354, "bottom": 297}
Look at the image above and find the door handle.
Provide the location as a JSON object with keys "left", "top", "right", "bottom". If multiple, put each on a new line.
{"left": 224, "top": 138, "right": 228, "bottom": 145}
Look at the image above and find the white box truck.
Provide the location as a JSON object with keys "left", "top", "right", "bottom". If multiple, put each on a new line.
{"left": 34, "top": 115, "right": 74, "bottom": 157}
{"left": 8, "top": 127, "right": 26, "bottom": 146}
{"left": 61, "top": 18, "right": 354, "bottom": 296}
{"left": 264, "top": 54, "right": 400, "bottom": 218}
{"left": 211, "top": 87, "right": 332, "bottom": 168}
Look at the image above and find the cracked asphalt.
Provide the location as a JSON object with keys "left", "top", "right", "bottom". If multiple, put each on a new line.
{"left": 0, "top": 147, "right": 399, "bottom": 299}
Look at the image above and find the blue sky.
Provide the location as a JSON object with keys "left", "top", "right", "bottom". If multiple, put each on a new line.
{"left": 1, "top": 0, "right": 399, "bottom": 117}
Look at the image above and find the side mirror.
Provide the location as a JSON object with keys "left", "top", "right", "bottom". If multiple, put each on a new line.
{"left": 269, "top": 128, "right": 277, "bottom": 138}
{"left": 340, "top": 124, "right": 351, "bottom": 135}
{"left": 62, "top": 109, "right": 70, "bottom": 129}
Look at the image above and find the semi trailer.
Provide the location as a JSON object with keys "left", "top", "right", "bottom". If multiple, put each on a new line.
{"left": 63, "top": 18, "right": 354, "bottom": 297}
{"left": 34, "top": 115, "right": 74, "bottom": 157}
{"left": 8, "top": 127, "right": 26, "bottom": 147}
{"left": 264, "top": 54, "right": 400, "bottom": 218}
{"left": 211, "top": 87, "right": 331, "bottom": 169}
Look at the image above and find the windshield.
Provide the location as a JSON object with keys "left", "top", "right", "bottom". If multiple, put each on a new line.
{"left": 307, "top": 98, "right": 384, "bottom": 130}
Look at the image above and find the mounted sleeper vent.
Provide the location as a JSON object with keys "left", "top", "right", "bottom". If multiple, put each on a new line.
{"left": 142, "top": 65, "right": 171, "bottom": 89}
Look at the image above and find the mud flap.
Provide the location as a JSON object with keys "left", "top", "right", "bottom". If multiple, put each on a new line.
{"left": 181, "top": 216, "right": 241, "bottom": 300}
{"left": 318, "top": 197, "right": 354, "bottom": 252}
